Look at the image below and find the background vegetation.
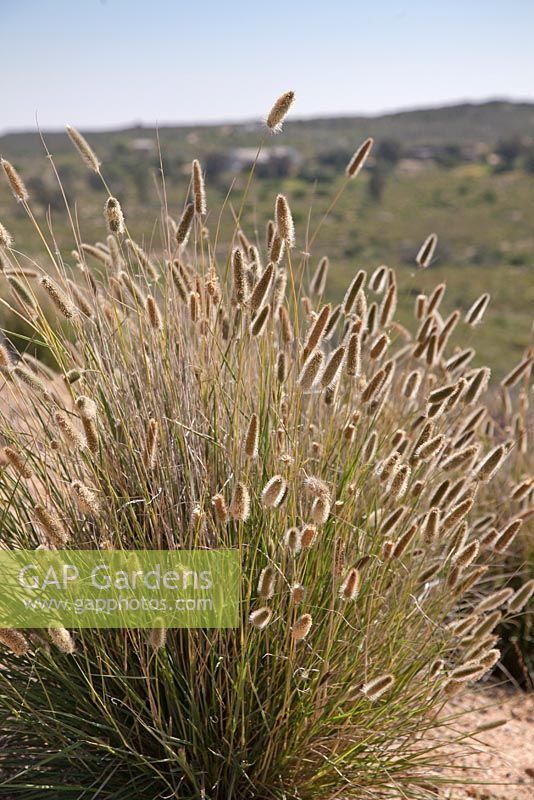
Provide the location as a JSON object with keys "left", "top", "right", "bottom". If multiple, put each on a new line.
{"left": 1, "top": 100, "right": 533, "bottom": 377}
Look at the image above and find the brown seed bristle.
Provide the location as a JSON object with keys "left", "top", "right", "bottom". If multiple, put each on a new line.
{"left": 285, "top": 527, "right": 301, "bottom": 555}
{"left": 502, "top": 357, "right": 533, "bottom": 388}
{"left": 244, "top": 413, "right": 260, "bottom": 459}
{"left": 8, "top": 276, "right": 38, "bottom": 315}
{"left": 346, "top": 333, "right": 361, "bottom": 377}
{"left": 230, "top": 482, "right": 251, "bottom": 522}
{"left": 275, "top": 194, "right": 295, "bottom": 247}
{"left": 427, "top": 282, "right": 446, "bottom": 314}
{"left": 0, "top": 222, "right": 13, "bottom": 247}
{"left": 149, "top": 626, "right": 167, "bottom": 650}
{"left": 66, "top": 125, "right": 100, "bottom": 172}
{"left": 464, "top": 367, "right": 490, "bottom": 405}
{"left": 176, "top": 202, "right": 195, "bottom": 247}
{"left": 441, "top": 445, "right": 479, "bottom": 472}
{"left": 266, "top": 90, "right": 295, "bottom": 132}
{"left": 346, "top": 137, "right": 374, "bottom": 178}
{"left": 104, "top": 196, "right": 125, "bottom": 235}
{"left": 428, "top": 382, "right": 457, "bottom": 404}
{"left": 278, "top": 305, "right": 294, "bottom": 346}
{"left": 4, "top": 446, "right": 32, "bottom": 479}
{"left": 310, "top": 256, "right": 328, "bottom": 295}
{"left": 261, "top": 475, "right": 287, "bottom": 509}
{"left": 380, "top": 506, "right": 407, "bottom": 535}
{"left": 343, "top": 271, "right": 367, "bottom": 314}
{"left": 452, "top": 539, "right": 479, "bottom": 569}
{"left": 379, "top": 284, "right": 397, "bottom": 328}
{"left": 339, "top": 568, "right": 359, "bottom": 600}
{"left": 303, "top": 303, "right": 330, "bottom": 359}
{"left": 442, "top": 496, "right": 474, "bottom": 532}
{"left": 34, "top": 504, "right": 69, "bottom": 547}
{"left": 249, "top": 606, "right": 273, "bottom": 629}
{"left": 1, "top": 158, "right": 29, "bottom": 202}
{"left": 370, "top": 333, "right": 389, "bottom": 360}
{"left": 66, "top": 279, "right": 93, "bottom": 318}
{"left": 416, "top": 434, "right": 445, "bottom": 462}
{"left": 48, "top": 626, "right": 75, "bottom": 654}
{"left": 71, "top": 480, "right": 100, "bottom": 514}
{"left": 473, "top": 588, "right": 514, "bottom": 615}
{"left": 361, "top": 673, "right": 395, "bottom": 700}
{"left": 276, "top": 351, "right": 287, "bottom": 383}
{"left": 449, "top": 663, "right": 485, "bottom": 683}
{"left": 146, "top": 295, "right": 163, "bottom": 330}
{"left": 402, "top": 370, "right": 422, "bottom": 399}
{"left": 416, "top": 233, "right": 438, "bottom": 268}
{"left": 424, "top": 508, "right": 440, "bottom": 544}
{"left": 445, "top": 347, "right": 475, "bottom": 373}
{"left": 232, "top": 248, "right": 248, "bottom": 305}
{"left": 54, "top": 411, "right": 86, "bottom": 450}
{"left": 269, "top": 232, "right": 285, "bottom": 265}
{"left": 474, "top": 444, "right": 508, "bottom": 483}
{"left": 298, "top": 350, "right": 324, "bottom": 390}
{"left": 362, "top": 368, "right": 386, "bottom": 403}
{"left": 144, "top": 418, "right": 159, "bottom": 471}
{"left": 369, "top": 265, "right": 387, "bottom": 293}
{"left": 250, "top": 304, "right": 270, "bottom": 336}
{"left": 494, "top": 519, "right": 522, "bottom": 553}
{"left": 250, "top": 263, "right": 274, "bottom": 312}
{"left": 415, "top": 294, "right": 427, "bottom": 320}
{"left": 465, "top": 293, "right": 490, "bottom": 326}
{"left": 300, "top": 524, "right": 318, "bottom": 548}
{"left": 321, "top": 345, "right": 345, "bottom": 389}
{"left": 0, "top": 628, "right": 29, "bottom": 656}
{"left": 258, "top": 566, "right": 275, "bottom": 599}
{"left": 291, "top": 613, "right": 312, "bottom": 641}
{"left": 311, "top": 496, "right": 330, "bottom": 524}
{"left": 389, "top": 464, "right": 411, "bottom": 499}
{"left": 211, "top": 493, "right": 228, "bottom": 524}
{"left": 507, "top": 579, "right": 534, "bottom": 613}
{"left": 192, "top": 159, "right": 207, "bottom": 216}
{"left": 393, "top": 523, "right": 417, "bottom": 557}
{"left": 13, "top": 365, "right": 48, "bottom": 395}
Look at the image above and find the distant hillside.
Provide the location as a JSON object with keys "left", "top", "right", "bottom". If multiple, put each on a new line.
{"left": 1, "top": 100, "right": 534, "bottom": 158}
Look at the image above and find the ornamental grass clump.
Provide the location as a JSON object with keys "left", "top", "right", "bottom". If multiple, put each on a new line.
{"left": 0, "top": 94, "right": 532, "bottom": 799}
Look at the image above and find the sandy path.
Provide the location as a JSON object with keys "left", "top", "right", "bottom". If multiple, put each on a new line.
{"left": 440, "top": 686, "right": 534, "bottom": 800}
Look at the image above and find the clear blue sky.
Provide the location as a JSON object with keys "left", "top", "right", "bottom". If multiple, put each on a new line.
{"left": 2, "top": 0, "right": 533, "bottom": 133}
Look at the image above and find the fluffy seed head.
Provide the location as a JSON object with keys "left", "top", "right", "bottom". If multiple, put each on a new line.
{"left": 176, "top": 203, "right": 195, "bottom": 247}
{"left": 261, "top": 475, "right": 287, "bottom": 509}
{"left": 0, "top": 628, "right": 29, "bottom": 656}
{"left": 48, "top": 626, "right": 75, "bottom": 654}
{"left": 266, "top": 90, "right": 295, "bottom": 132}
{"left": 416, "top": 233, "right": 438, "bottom": 268}
{"left": 339, "top": 568, "right": 359, "bottom": 600}
{"left": 1, "top": 158, "right": 29, "bottom": 202}
{"left": 275, "top": 194, "right": 295, "bottom": 247}
{"left": 66, "top": 125, "right": 101, "bottom": 172}
{"left": 249, "top": 607, "right": 272, "bottom": 629}
{"left": 465, "top": 293, "right": 490, "bottom": 326}
{"left": 361, "top": 674, "right": 395, "bottom": 700}
{"left": 291, "top": 613, "right": 312, "bottom": 641}
{"left": 230, "top": 482, "right": 251, "bottom": 522}
{"left": 104, "top": 197, "right": 125, "bottom": 235}
{"left": 346, "top": 137, "right": 374, "bottom": 178}
{"left": 192, "top": 159, "right": 207, "bottom": 215}
{"left": 0, "top": 222, "right": 13, "bottom": 247}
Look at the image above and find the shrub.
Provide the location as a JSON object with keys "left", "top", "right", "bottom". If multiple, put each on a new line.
{"left": 0, "top": 108, "right": 532, "bottom": 799}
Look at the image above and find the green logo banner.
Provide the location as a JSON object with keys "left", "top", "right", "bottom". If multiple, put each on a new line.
{"left": 0, "top": 550, "right": 240, "bottom": 629}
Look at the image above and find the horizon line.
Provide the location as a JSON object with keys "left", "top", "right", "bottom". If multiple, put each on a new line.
{"left": 1, "top": 94, "right": 533, "bottom": 138}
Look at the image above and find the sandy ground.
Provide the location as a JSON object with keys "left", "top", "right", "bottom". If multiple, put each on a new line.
{"left": 440, "top": 686, "right": 534, "bottom": 800}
